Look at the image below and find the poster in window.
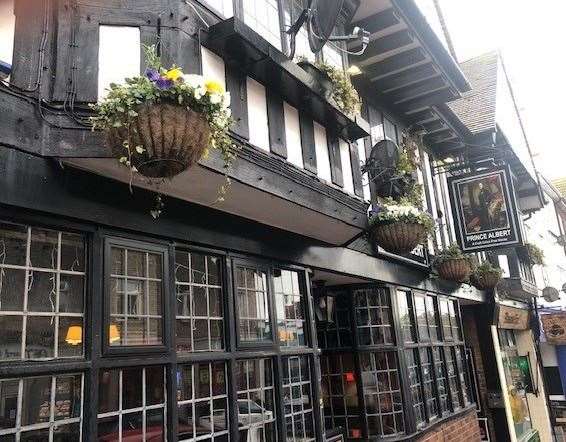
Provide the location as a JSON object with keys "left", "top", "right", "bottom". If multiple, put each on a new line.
{"left": 448, "top": 166, "right": 523, "bottom": 252}
{"left": 541, "top": 313, "right": 566, "bottom": 345}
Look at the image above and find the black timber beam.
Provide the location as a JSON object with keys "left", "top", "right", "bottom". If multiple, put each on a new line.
{"left": 373, "top": 63, "right": 437, "bottom": 91}
{"left": 387, "top": 76, "right": 446, "bottom": 104}
{"left": 398, "top": 88, "right": 456, "bottom": 113}
{"left": 363, "top": 47, "right": 427, "bottom": 80}
{"left": 424, "top": 129, "right": 456, "bottom": 144}
{"left": 354, "top": 30, "right": 414, "bottom": 62}
{"left": 422, "top": 120, "right": 447, "bottom": 133}
{"left": 350, "top": 8, "right": 400, "bottom": 35}
{"left": 405, "top": 109, "right": 437, "bottom": 125}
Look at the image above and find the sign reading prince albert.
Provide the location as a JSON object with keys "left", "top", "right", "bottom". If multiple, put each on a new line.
{"left": 448, "top": 166, "right": 523, "bottom": 252}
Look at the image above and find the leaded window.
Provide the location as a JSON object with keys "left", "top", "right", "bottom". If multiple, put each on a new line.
{"left": 177, "top": 362, "right": 228, "bottom": 441}
{"left": 445, "top": 347, "right": 461, "bottom": 410}
{"left": 419, "top": 347, "right": 439, "bottom": 419}
{"left": 274, "top": 269, "right": 307, "bottom": 347}
{"left": 406, "top": 349, "right": 425, "bottom": 427}
{"left": 201, "top": 0, "right": 233, "bottom": 17}
{"left": 0, "top": 374, "right": 83, "bottom": 440}
{"left": 175, "top": 251, "right": 224, "bottom": 352}
{"left": 321, "top": 353, "right": 361, "bottom": 439}
{"left": 108, "top": 243, "right": 165, "bottom": 347}
{"left": 397, "top": 290, "right": 415, "bottom": 343}
{"left": 284, "top": 0, "right": 314, "bottom": 62}
{"left": 361, "top": 352, "right": 404, "bottom": 437}
{"left": 354, "top": 287, "right": 394, "bottom": 346}
{"left": 433, "top": 346, "right": 449, "bottom": 414}
{"left": 282, "top": 355, "right": 316, "bottom": 442}
{"left": 243, "top": 0, "right": 282, "bottom": 49}
{"left": 97, "top": 366, "right": 166, "bottom": 441}
{"left": 0, "top": 223, "right": 86, "bottom": 360}
{"left": 236, "top": 358, "right": 277, "bottom": 441}
{"left": 235, "top": 264, "right": 271, "bottom": 344}
{"left": 317, "top": 292, "right": 352, "bottom": 349}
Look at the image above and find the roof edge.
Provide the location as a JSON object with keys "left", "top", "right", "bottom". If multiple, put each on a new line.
{"left": 391, "top": 0, "right": 471, "bottom": 94}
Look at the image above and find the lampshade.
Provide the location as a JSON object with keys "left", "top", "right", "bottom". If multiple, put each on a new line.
{"left": 109, "top": 324, "right": 121, "bottom": 343}
{"left": 65, "top": 325, "right": 83, "bottom": 345}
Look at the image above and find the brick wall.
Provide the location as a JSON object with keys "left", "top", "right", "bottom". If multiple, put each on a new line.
{"left": 415, "top": 408, "right": 481, "bottom": 442}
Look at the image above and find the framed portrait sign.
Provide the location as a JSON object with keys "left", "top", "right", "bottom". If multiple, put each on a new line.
{"left": 448, "top": 166, "right": 523, "bottom": 252}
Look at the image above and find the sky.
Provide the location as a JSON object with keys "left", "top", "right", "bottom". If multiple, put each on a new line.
{"left": 416, "top": 0, "right": 566, "bottom": 181}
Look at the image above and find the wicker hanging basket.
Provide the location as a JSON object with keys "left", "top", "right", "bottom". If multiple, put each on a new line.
{"left": 371, "top": 221, "right": 428, "bottom": 255}
{"left": 107, "top": 102, "right": 211, "bottom": 178}
{"left": 436, "top": 258, "right": 472, "bottom": 283}
{"left": 470, "top": 271, "right": 501, "bottom": 290}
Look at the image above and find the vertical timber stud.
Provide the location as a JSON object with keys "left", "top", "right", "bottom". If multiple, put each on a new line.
{"left": 305, "top": 270, "right": 324, "bottom": 441}
{"left": 299, "top": 111, "right": 317, "bottom": 174}
{"left": 350, "top": 141, "right": 364, "bottom": 197}
{"left": 266, "top": 89, "right": 287, "bottom": 158}
{"left": 327, "top": 133, "right": 344, "bottom": 187}
{"left": 225, "top": 65, "right": 250, "bottom": 140}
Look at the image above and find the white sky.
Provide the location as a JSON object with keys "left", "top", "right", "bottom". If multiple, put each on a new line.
{"left": 416, "top": 0, "right": 566, "bottom": 180}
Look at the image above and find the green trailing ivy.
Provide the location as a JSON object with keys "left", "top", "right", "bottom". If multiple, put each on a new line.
{"left": 300, "top": 58, "right": 361, "bottom": 117}
{"left": 472, "top": 261, "right": 503, "bottom": 279}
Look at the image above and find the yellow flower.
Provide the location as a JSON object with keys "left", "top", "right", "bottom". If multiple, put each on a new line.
{"left": 165, "top": 68, "right": 183, "bottom": 81}
{"left": 205, "top": 80, "right": 224, "bottom": 94}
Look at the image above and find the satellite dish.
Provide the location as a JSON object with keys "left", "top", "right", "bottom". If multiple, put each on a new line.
{"left": 308, "top": 0, "right": 344, "bottom": 52}
{"left": 367, "top": 139, "right": 400, "bottom": 183}
{"left": 286, "top": 0, "right": 369, "bottom": 59}
{"left": 543, "top": 286, "right": 560, "bottom": 303}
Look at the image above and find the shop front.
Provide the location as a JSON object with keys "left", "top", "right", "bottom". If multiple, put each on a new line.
{"left": 0, "top": 147, "right": 484, "bottom": 441}
{"left": 494, "top": 304, "right": 550, "bottom": 442}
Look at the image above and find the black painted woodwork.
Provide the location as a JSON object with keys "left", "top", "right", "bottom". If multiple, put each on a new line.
{"left": 299, "top": 110, "right": 317, "bottom": 175}
{"left": 0, "top": 147, "right": 483, "bottom": 301}
{"left": 350, "top": 141, "right": 364, "bottom": 198}
{"left": 266, "top": 88, "right": 287, "bottom": 158}
{"left": 225, "top": 64, "right": 250, "bottom": 140}
{"left": 351, "top": 8, "right": 399, "bottom": 35}
{"left": 203, "top": 17, "right": 369, "bottom": 141}
{"left": 327, "top": 134, "right": 343, "bottom": 187}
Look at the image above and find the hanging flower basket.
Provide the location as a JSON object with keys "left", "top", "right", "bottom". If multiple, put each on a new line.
{"left": 434, "top": 244, "right": 473, "bottom": 283}
{"left": 91, "top": 45, "right": 234, "bottom": 181}
{"left": 369, "top": 201, "right": 434, "bottom": 255}
{"left": 107, "top": 102, "right": 210, "bottom": 178}
{"left": 470, "top": 270, "right": 501, "bottom": 290}
{"left": 436, "top": 258, "right": 472, "bottom": 283}
{"left": 469, "top": 262, "right": 503, "bottom": 290}
{"left": 371, "top": 221, "right": 429, "bottom": 255}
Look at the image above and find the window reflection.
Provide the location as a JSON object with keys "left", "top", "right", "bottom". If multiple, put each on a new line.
{"left": 0, "top": 374, "right": 83, "bottom": 440}
{"left": 109, "top": 246, "right": 163, "bottom": 347}
{"left": 274, "top": 269, "right": 306, "bottom": 347}
{"left": 235, "top": 266, "right": 271, "bottom": 343}
{"left": 0, "top": 223, "right": 86, "bottom": 361}
{"left": 177, "top": 362, "right": 228, "bottom": 441}
{"left": 98, "top": 367, "right": 166, "bottom": 442}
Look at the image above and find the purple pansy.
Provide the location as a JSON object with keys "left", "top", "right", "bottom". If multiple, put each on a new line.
{"left": 145, "top": 68, "right": 160, "bottom": 82}
{"left": 155, "top": 77, "right": 173, "bottom": 90}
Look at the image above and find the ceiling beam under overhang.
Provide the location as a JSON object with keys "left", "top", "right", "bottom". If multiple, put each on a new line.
{"left": 373, "top": 62, "right": 438, "bottom": 92}
{"left": 350, "top": 8, "right": 400, "bottom": 36}
{"left": 363, "top": 47, "right": 428, "bottom": 80}
{"left": 388, "top": 76, "right": 446, "bottom": 104}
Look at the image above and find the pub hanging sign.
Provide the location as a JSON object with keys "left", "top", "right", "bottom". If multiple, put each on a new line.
{"left": 448, "top": 166, "right": 523, "bottom": 253}
{"left": 541, "top": 313, "right": 566, "bottom": 345}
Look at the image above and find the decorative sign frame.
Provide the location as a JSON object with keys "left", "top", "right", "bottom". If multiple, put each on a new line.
{"left": 497, "top": 305, "right": 529, "bottom": 330}
{"left": 448, "top": 166, "right": 523, "bottom": 252}
{"left": 541, "top": 313, "right": 566, "bottom": 344}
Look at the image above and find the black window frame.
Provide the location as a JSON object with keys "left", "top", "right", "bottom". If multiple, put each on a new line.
{"left": 102, "top": 236, "right": 171, "bottom": 356}
{"left": 315, "top": 284, "right": 475, "bottom": 440}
